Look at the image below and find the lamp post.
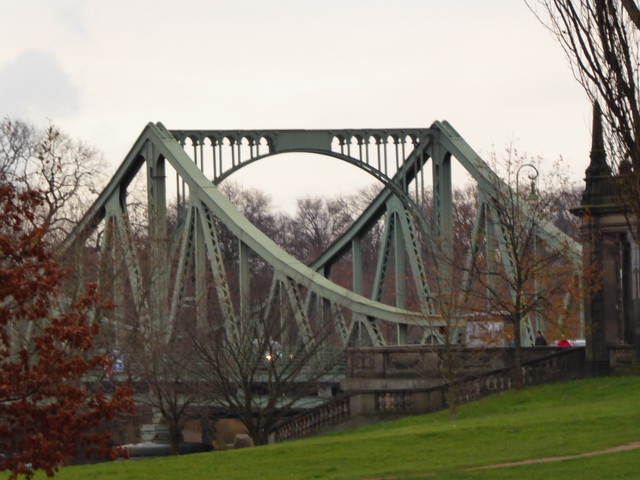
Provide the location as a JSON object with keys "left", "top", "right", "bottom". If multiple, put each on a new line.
{"left": 515, "top": 163, "right": 540, "bottom": 345}
{"left": 516, "top": 163, "right": 539, "bottom": 202}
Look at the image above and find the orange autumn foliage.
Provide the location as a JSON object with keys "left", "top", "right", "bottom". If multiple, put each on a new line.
{"left": 0, "top": 183, "right": 133, "bottom": 479}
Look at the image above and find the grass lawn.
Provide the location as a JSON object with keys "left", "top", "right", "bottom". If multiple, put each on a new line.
{"left": 6, "top": 376, "right": 640, "bottom": 479}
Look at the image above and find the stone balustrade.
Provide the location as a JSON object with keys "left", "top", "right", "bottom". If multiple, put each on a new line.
{"left": 272, "top": 347, "right": 586, "bottom": 442}
{"left": 609, "top": 345, "right": 637, "bottom": 372}
{"left": 353, "top": 347, "right": 585, "bottom": 416}
{"left": 272, "top": 395, "right": 351, "bottom": 443}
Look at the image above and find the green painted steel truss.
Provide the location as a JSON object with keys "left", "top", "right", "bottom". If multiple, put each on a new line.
{"left": 62, "top": 121, "right": 581, "bottom": 348}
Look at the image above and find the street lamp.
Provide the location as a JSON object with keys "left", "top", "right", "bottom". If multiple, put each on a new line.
{"left": 515, "top": 163, "right": 540, "bottom": 345}
{"left": 516, "top": 163, "right": 539, "bottom": 202}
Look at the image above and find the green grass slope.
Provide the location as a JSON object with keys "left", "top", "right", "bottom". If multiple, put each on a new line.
{"left": 9, "top": 376, "right": 640, "bottom": 480}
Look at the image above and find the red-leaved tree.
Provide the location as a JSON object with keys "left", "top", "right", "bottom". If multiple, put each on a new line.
{"left": 0, "top": 182, "right": 134, "bottom": 479}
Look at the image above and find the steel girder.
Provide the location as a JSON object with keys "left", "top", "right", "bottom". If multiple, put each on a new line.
{"left": 62, "top": 121, "right": 582, "bottom": 348}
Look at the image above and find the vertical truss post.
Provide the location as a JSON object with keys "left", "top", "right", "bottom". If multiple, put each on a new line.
{"left": 394, "top": 211, "right": 408, "bottom": 344}
{"left": 484, "top": 198, "right": 500, "bottom": 303}
{"left": 352, "top": 236, "right": 363, "bottom": 296}
{"left": 351, "top": 236, "right": 366, "bottom": 344}
{"left": 100, "top": 215, "right": 125, "bottom": 342}
{"left": 432, "top": 139, "right": 453, "bottom": 272}
{"left": 194, "top": 206, "right": 208, "bottom": 330}
{"left": 372, "top": 211, "right": 394, "bottom": 303}
{"left": 147, "top": 150, "right": 169, "bottom": 335}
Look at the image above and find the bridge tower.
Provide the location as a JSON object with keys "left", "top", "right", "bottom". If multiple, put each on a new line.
{"left": 572, "top": 103, "right": 640, "bottom": 374}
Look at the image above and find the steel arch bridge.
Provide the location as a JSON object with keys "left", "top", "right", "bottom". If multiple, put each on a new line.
{"left": 62, "top": 121, "right": 581, "bottom": 349}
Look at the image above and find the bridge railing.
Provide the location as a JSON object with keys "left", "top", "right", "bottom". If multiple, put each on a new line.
{"left": 271, "top": 394, "right": 351, "bottom": 443}
{"left": 454, "top": 347, "right": 585, "bottom": 405}
{"left": 272, "top": 347, "right": 585, "bottom": 442}
{"left": 609, "top": 345, "right": 637, "bottom": 372}
{"left": 359, "top": 347, "right": 585, "bottom": 415}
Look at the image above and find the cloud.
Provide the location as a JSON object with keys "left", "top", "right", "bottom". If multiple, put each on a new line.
{"left": 0, "top": 49, "right": 78, "bottom": 119}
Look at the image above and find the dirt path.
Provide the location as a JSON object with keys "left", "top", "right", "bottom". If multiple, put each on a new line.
{"left": 366, "top": 441, "right": 640, "bottom": 479}
{"left": 466, "top": 441, "right": 640, "bottom": 471}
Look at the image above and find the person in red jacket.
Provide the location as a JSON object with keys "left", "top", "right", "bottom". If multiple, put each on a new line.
{"left": 557, "top": 338, "right": 572, "bottom": 347}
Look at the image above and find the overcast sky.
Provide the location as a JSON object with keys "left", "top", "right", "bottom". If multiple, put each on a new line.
{"left": 1, "top": 0, "right": 591, "bottom": 212}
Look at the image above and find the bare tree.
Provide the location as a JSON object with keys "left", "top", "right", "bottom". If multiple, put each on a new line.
{"left": 219, "top": 182, "right": 285, "bottom": 242}
{"left": 426, "top": 240, "right": 473, "bottom": 420}
{"left": 126, "top": 331, "right": 203, "bottom": 455}
{"left": 186, "top": 304, "right": 342, "bottom": 446}
{"left": 528, "top": 1, "right": 640, "bottom": 166}
{"left": 526, "top": 0, "right": 640, "bottom": 234}
{"left": 542, "top": 183, "right": 583, "bottom": 240}
{"left": 0, "top": 119, "right": 37, "bottom": 181}
{"left": 285, "top": 196, "right": 355, "bottom": 263}
{"left": 462, "top": 153, "right": 585, "bottom": 388}
{"left": 420, "top": 184, "right": 504, "bottom": 419}
{"left": 0, "top": 118, "right": 107, "bottom": 242}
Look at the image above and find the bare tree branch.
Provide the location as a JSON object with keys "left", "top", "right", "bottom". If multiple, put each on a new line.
{"left": 621, "top": 0, "right": 640, "bottom": 30}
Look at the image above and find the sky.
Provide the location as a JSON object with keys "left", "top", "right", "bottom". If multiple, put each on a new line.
{"left": 0, "top": 0, "right": 592, "bottom": 213}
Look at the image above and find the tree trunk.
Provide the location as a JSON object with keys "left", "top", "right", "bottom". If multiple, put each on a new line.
{"left": 169, "top": 423, "right": 181, "bottom": 455}
{"left": 447, "top": 382, "right": 458, "bottom": 421}
{"left": 444, "top": 348, "right": 458, "bottom": 421}
{"left": 243, "top": 420, "right": 264, "bottom": 447}
{"left": 258, "top": 430, "right": 270, "bottom": 446}
{"left": 512, "top": 317, "right": 524, "bottom": 389}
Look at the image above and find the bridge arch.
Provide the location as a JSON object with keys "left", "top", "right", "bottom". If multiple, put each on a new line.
{"left": 210, "top": 148, "right": 427, "bottom": 229}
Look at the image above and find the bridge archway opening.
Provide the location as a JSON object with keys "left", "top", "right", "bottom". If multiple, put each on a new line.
{"left": 215, "top": 151, "right": 379, "bottom": 215}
